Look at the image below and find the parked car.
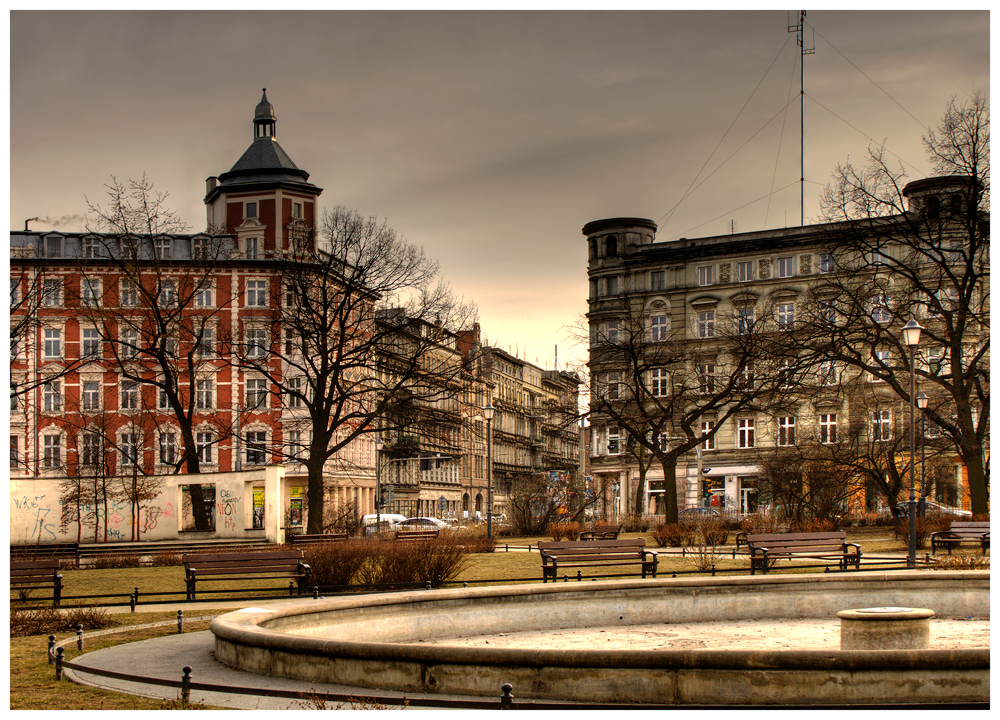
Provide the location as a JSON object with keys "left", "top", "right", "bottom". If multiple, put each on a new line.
{"left": 680, "top": 507, "right": 720, "bottom": 520}
{"left": 921, "top": 500, "right": 972, "bottom": 518}
{"left": 397, "top": 516, "right": 450, "bottom": 530}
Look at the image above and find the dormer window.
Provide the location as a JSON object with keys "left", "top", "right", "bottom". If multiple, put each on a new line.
{"left": 43, "top": 235, "right": 63, "bottom": 258}
{"left": 154, "top": 236, "right": 172, "bottom": 261}
{"left": 82, "top": 236, "right": 101, "bottom": 259}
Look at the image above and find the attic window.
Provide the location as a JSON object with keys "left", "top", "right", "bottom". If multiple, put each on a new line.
{"left": 925, "top": 196, "right": 940, "bottom": 219}
{"left": 246, "top": 202, "right": 258, "bottom": 219}
{"left": 605, "top": 235, "right": 618, "bottom": 257}
{"left": 292, "top": 202, "right": 303, "bottom": 219}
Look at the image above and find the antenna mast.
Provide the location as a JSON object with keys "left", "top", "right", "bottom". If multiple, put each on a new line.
{"left": 788, "top": 10, "right": 815, "bottom": 226}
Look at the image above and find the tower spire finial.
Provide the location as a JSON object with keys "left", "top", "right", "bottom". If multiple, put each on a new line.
{"left": 254, "top": 88, "right": 276, "bottom": 139}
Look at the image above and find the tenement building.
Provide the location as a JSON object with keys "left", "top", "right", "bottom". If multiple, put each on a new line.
{"left": 585, "top": 175, "right": 986, "bottom": 519}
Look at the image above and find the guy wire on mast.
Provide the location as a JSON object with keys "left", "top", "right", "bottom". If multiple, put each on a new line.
{"left": 788, "top": 10, "right": 815, "bottom": 226}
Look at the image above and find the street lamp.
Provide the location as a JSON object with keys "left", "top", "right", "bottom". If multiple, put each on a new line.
{"left": 374, "top": 437, "right": 383, "bottom": 533}
{"left": 916, "top": 392, "right": 929, "bottom": 518}
{"left": 483, "top": 402, "right": 494, "bottom": 541}
{"left": 900, "top": 318, "right": 923, "bottom": 568}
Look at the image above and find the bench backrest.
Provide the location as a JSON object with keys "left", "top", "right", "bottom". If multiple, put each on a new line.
{"left": 947, "top": 521, "right": 989, "bottom": 536}
{"left": 395, "top": 528, "right": 439, "bottom": 539}
{"left": 11, "top": 560, "right": 61, "bottom": 586}
{"left": 745, "top": 531, "right": 847, "bottom": 552}
{"left": 539, "top": 538, "right": 646, "bottom": 559}
{"left": 182, "top": 550, "right": 304, "bottom": 574}
{"left": 289, "top": 533, "right": 347, "bottom": 544}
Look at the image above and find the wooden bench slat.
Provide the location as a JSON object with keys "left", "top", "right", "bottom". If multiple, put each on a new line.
{"left": 538, "top": 539, "right": 657, "bottom": 582}
{"left": 746, "top": 531, "right": 860, "bottom": 575}
{"left": 182, "top": 550, "right": 310, "bottom": 600}
{"left": 931, "top": 521, "right": 989, "bottom": 555}
{"left": 9, "top": 559, "right": 63, "bottom": 607}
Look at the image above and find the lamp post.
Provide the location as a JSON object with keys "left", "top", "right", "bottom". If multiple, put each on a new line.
{"left": 483, "top": 402, "right": 494, "bottom": 541}
{"left": 916, "top": 392, "right": 929, "bottom": 518}
{"left": 374, "top": 437, "right": 383, "bottom": 533}
{"left": 901, "top": 319, "right": 923, "bottom": 568}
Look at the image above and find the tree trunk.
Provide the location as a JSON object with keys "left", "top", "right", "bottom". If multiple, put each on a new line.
{"left": 659, "top": 456, "right": 679, "bottom": 524}
{"left": 634, "top": 466, "right": 647, "bottom": 515}
{"left": 964, "top": 450, "right": 989, "bottom": 517}
{"left": 306, "top": 461, "right": 326, "bottom": 534}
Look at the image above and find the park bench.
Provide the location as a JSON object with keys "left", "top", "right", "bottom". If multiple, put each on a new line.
{"left": 579, "top": 524, "right": 622, "bottom": 541}
{"left": 11, "top": 542, "right": 80, "bottom": 567}
{"left": 182, "top": 550, "right": 311, "bottom": 600}
{"left": 538, "top": 538, "right": 657, "bottom": 583}
{"left": 395, "top": 528, "right": 440, "bottom": 542}
{"left": 930, "top": 521, "right": 989, "bottom": 555}
{"left": 746, "top": 531, "right": 861, "bottom": 575}
{"left": 288, "top": 532, "right": 349, "bottom": 547}
{"left": 11, "top": 559, "right": 63, "bottom": 607}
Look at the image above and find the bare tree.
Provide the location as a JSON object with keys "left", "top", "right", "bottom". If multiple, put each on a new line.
{"left": 811, "top": 92, "right": 989, "bottom": 515}
{"left": 236, "top": 206, "right": 476, "bottom": 533}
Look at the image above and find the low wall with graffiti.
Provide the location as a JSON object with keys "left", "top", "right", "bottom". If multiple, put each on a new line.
{"left": 11, "top": 466, "right": 286, "bottom": 546}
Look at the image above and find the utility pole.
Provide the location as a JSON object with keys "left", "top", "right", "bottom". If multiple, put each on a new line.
{"left": 788, "top": 10, "right": 815, "bottom": 226}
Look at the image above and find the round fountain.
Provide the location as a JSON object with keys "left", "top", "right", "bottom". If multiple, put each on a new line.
{"left": 211, "top": 571, "right": 988, "bottom": 706}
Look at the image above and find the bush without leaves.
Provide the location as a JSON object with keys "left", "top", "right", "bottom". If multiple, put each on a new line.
{"left": 302, "top": 540, "right": 372, "bottom": 587}
{"left": 547, "top": 522, "right": 581, "bottom": 541}
{"left": 452, "top": 525, "right": 495, "bottom": 553}
{"left": 931, "top": 555, "right": 989, "bottom": 570}
{"left": 11, "top": 605, "right": 118, "bottom": 637}
{"left": 650, "top": 523, "right": 694, "bottom": 548}
{"left": 89, "top": 552, "right": 142, "bottom": 569}
{"left": 148, "top": 552, "right": 183, "bottom": 567}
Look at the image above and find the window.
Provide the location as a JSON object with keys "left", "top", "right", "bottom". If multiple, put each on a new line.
{"left": 871, "top": 409, "right": 892, "bottom": 442}
{"left": 697, "top": 265, "right": 714, "bottom": 287}
{"left": 245, "top": 237, "right": 259, "bottom": 260}
{"left": 870, "top": 295, "right": 891, "bottom": 324}
{"left": 119, "top": 236, "right": 139, "bottom": 259}
{"left": 777, "top": 257, "right": 794, "bottom": 278}
{"left": 870, "top": 349, "right": 891, "bottom": 382}
{"left": 818, "top": 359, "right": 837, "bottom": 385}
{"left": 776, "top": 303, "right": 795, "bottom": 331}
{"left": 44, "top": 328, "right": 62, "bottom": 358}
{"left": 158, "top": 386, "right": 170, "bottom": 410}
{"left": 738, "top": 362, "right": 754, "bottom": 391}
{"left": 42, "top": 381, "right": 62, "bottom": 412}
{"left": 194, "top": 327, "right": 213, "bottom": 358}
{"left": 607, "top": 427, "right": 621, "bottom": 455}
{"left": 284, "top": 283, "right": 298, "bottom": 307}
{"left": 245, "top": 327, "right": 268, "bottom": 358}
{"left": 158, "top": 280, "right": 177, "bottom": 306}
{"left": 246, "top": 280, "right": 267, "bottom": 307}
{"left": 605, "top": 371, "right": 620, "bottom": 401}
{"left": 246, "top": 431, "right": 267, "bottom": 465}
{"left": 778, "top": 358, "right": 795, "bottom": 389}
{"left": 246, "top": 202, "right": 258, "bottom": 218}
{"left": 819, "top": 253, "right": 835, "bottom": 273}
{"left": 701, "top": 421, "right": 716, "bottom": 451}
{"left": 81, "top": 278, "right": 100, "bottom": 307}
{"left": 819, "top": 300, "right": 837, "bottom": 326}
{"left": 119, "top": 326, "right": 140, "bottom": 360}
{"left": 43, "top": 434, "right": 62, "bottom": 468}
{"left": 80, "top": 432, "right": 102, "bottom": 467}
{"left": 246, "top": 378, "right": 267, "bottom": 409}
{"left": 737, "top": 418, "right": 755, "bottom": 449}
{"left": 606, "top": 320, "right": 619, "bottom": 345}
{"left": 777, "top": 416, "right": 796, "bottom": 446}
{"left": 604, "top": 235, "right": 618, "bottom": 257}
{"left": 287, "top": 430, "right": 303, "bottom": 461}
{"left": 192, "top": 236, "right": 211, "bottom": 260}
{"left": 158, "top": 432, "right": 177, "bottom": 465}
{"left": 196, "top": 432, "right": 214, "bottom": 465}
{"left": 697, "top": 310, "right": 715, "bottom": 338}
{"left": 736, "top": 307, "right": 755, "bottom": 334}
{"left": 82, "top": 236, "right": 101, "bottom": 259}
{"left": 81, "top": 380, "right": 100, "bottom": 411}
{"left": 819, "top": 414, "right": 838, "bottom": 444}
{"left": 605, "top": 276, "right": 619, "bottom": 295}
{"left": 195, "top": 379, "right": 213, "bottom": 409}
{"left": 737, "top": 261, "right": 754, "bottom": 283}
{"left": 81, "top": 327, "right": 101, "bottom": 358}
{"left": 154, "top": 236, "right": 172, "bottom": 260}
{"left": 650, "top": 315, "right": 668, "bottom": 342}
{"left": 119, "top": 280, "right": 138, "bottom": 307}
{"left": 10, "top": 435, "right": 18, "bottom": 467}
{"left": 287, "top": 377, "right": 304, "bottom": 408}
{"left": 11, "top": 276, "right": 20, "bottom": 306}
{"left": 44, "top": 235, "right": 63, "bottom": 258}
{"left": 650, "top": 368, "right": 669, "bottom": 397}
{"left": 120, "top": 432, "right": 139, "bottom": 466}
{"left": 650, "top": 270, "right": 666, "bottom": 291}
{"left": 42, "top": 279, "right": 62, "bottom": 307}
{"left": 292, "top": 202, "right": 303, "bottom": 219}
{"left": 284, "top": 331, "right": 299, "bottom": 356}
{"left": 923, "top": 347, "right": 944, "bottom": 374}
{"left": 195, "top": 281, "right": 213, "bottom": 308}
{"left": 121, "top": 380, "right": 139, "bottom": 410}
{"left": 698, "top": 364, "right": 715, "bottom": 395}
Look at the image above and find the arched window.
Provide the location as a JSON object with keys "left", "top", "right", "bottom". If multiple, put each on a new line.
{"left": 925, "top": 195, "right": 940, "bottom": 219}
{"left": 605, "top": 235, "right": 618, "bottom": 257}
{"left": 949, "top": 193, "right": 963, "bottom": 216}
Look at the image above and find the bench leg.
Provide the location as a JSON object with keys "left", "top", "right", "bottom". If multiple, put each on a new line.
{"left": 54, "top": 576, "right": 62, "bottom": 608}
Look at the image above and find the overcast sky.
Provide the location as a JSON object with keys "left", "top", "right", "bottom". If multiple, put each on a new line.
{"left": 9, "top": 9, "right": 989, "bottom": 370}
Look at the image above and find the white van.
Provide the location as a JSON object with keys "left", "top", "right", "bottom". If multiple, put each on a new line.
{"left": 360, "top": 514, "right": 407, "bottom": 536}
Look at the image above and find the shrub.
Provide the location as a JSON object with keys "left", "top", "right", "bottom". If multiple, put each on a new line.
{"left": 739, "top": 514, "right": 787, "bottom": 535}
{"left": 930, "top": 555, "right": 989, "bottom": 570}
{"left": 789, "top": 518, "right": 836, "bottom": 533}
{"left": 148, "top": 552, "right": 183, "bottom": 567}
{"left": 547, "top": 522, "right": 581, "bottom": 541}
{"left": 11, "top": 605, "right": 118, "bottom": 638}
{"left": 619, "top": 513, "right": 651, "bottom": 533}
{"left": 698, "top": 517, "right": 730, "bottom": 546}
{"left": 650, "top": 523, "right": 693, "bottom": 548}
{"left": 89, "top": 552, "right": 142, "bottom": 569}
{"left": 302, "top": 540, "right": 371, "bottom": 587}
{"left": 352, "top": 537, "right": 472, "bottom": 589}
{"left": 452, "top": 525, "right": 495, "bottom": 553}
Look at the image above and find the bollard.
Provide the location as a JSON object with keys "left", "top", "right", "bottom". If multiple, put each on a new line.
{"left": 76, "top": 623, "right": 84, "bottom": 651}
{"left": 48, "top": 635, "right": 56, "bottom": 664}
{"left": 563, "top": 575, "right": 568, "bottom": 583}
{"left": 181, "top": 666, "right": 192, "bottom": 704}
{"left": 131, "top": 587, "right": 139, "bottom": 612}
{"left": 288, "top": 581, "right": 295, "bottom": 596}
{"left": 671, "top": 572, "right": 677, "bottom": 578}
{"left": 500, "top": 683, "right": 514, "bottom": 709}
{"left": 177, "top": 610, "right": 184, "bottom": 634}
{"left": 313, "top": 587, "right": 319, "bottom": 599}
{"left": 436, "top": 574, "right": 442, "bottom": 587}
{"left": 576, "top": 570, "right": 582, "bottom": 581}
{"left": 463, "top": 582, "right": 468, "bottom": 588}
{"left": 711, "top": 564, "right": 716, "bottom": 577}
{"left": 55, "top": 647, "right": 64, "bottom": 681}
{"left": 425, "top": 580, "right": 432, "bottom": 590}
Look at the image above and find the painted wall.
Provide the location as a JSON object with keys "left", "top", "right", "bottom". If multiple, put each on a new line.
{"left": 11, "top": 466, "right": 287, "bottom": 545}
